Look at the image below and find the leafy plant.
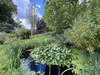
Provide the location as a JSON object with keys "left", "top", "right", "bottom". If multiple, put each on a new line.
{"left": 0, "top": 39, "right": 35, "bottom": 75}
{"left": 0, "top": 0, "right": 17, "bottom": 33}
{"left": 64, "top": 10, "right": 100, "bottom": 51}
{"left": 8, "top": 33, "right": 15, "bottom": 38}
{"left": 31, "top": 44, "right": 72, "bottom": 66}
{"left": 88, "top": 52, "right": 100, "bottom": 75}
{"left": 15, "top": 28, "right": 31, "bottom": 39}
{"left": 56, "top": 34, "right": 68, "bottom": 44}
{"left": 70, "top": 47, "right": 100, "bottom": 75}
{"left": 44, "top": 0, "right": 74, "bottom": 31}
{"left": 0, "top": 32, "right": 9, "bottom": 44}
{"left": 70, "top": 47, "right": 90, "bottom": 75}
{"left": 0, "top": 43, "right": 22, "bottom": 75}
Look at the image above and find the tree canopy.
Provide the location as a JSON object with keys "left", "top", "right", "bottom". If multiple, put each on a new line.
{"left": 43, "top": 0, "right": 80, "bottom": 32}
{"left": 0, "top": 0, "right": 17, "bottom": 33}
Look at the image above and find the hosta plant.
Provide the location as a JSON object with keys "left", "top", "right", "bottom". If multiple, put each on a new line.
{"left": 31, "top": 44, "right": 72, "bottom": 66}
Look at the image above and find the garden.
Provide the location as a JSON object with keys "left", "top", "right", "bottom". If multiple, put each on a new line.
{"left": 0, "top": 0, "right": 100, "bottom": 75}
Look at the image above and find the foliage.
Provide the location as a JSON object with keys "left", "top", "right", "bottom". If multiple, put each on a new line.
{"left": 8, "top": 33, "right": 15, "bottom": 38}
{"left": 0, "top": 47, "right": 9, "bottom": 73}
{"left": 44, "top": 0, "right": 74, "bottom": 31}
{"left": 86, "top": 0, "right": 100, "bottom": 25}
{"left": 36, "top": 18, "right": 46, "bottom": 30}
{"left": 4, "top": 37, "right": 18, "bottom": 45}
{"left": 56, "top": 34, "right": 68, "bottom": 45}
{"left": 1, "top": 0, "right": 100, "bottom": 74}
{"left": 0, "top": 32, "right": 9, "bottom": 44}
{"left": 71, "top": 47, "right": 100, "bottom": 75}
{"left": 64, "top": 10, "right": 100, "bottom": 51}
{"left": 88, "top": 52, "right": 100, "bottom": 75}
{"left": 0, "top": 43, "right": 22, "bottom": 75}
{"left": 6, "top": 43, "right": 22, "bottom": 69}
{"left": 31, "top": 44, "right": 72, "bottom": 66}
{"left": 15, "top": 18, "right": 24, "bottom": 29}
{"left": 0, "top": 39, "right": 35, "bottom": 75}
{"left": 15, "top": 29, "right": 31, "bottom": 39}
{"left": 0, "top": 32, "right": 57, "bottom": 75}
{"left": 30, "top": 34, "right": 56, "bottom": 48}
{"left": 0, "top": 0, "right": 18, "bottom": 33}
{"left": 0, "top": 22, "right": 16, "bottom": 33}
{"left": 70, "top": 47, "right": 90, "bottom": 75}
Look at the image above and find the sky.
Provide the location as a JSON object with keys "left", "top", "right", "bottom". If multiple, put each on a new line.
{"left": 12, "top": 0, "right": 88, "bottom": 29}
{"left": 13, "top": 0, "right": 45, "bottom": 29}
{"left": 36, "top": 0, "right": 45, "bottom": 16}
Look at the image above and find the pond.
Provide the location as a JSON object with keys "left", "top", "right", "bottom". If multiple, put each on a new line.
{"left": 20, "top": 56, "right": 73, "bottom": 75}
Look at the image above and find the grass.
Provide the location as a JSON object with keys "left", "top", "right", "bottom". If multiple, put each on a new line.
{"left": 0, "top": 32, "right": 57, "bottom": 75}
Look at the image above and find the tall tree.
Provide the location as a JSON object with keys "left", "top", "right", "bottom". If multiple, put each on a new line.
{"left": 44, "top": 0, "right": 75, "bottom": 31}
{"left": 26, "top": 0, "right": 38, "bottom": 35}
{"left": 0, "top": 0, "right": 17, "bottom": 33}
{"left": 43, "top": 0, "right": 91, "bottom": 32}
{"left": 69, "top": 0, "right": 78, "bottom": 20}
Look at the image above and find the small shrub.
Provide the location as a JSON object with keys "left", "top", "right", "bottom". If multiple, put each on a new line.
{"left": 8, "top": 33, "right": 15, "bottom": 38}
{"left": 0, "top": 32, "right": 8, "bottom": 44}
{"left": 15, "top": 29, "right": 31, "bottom": 39}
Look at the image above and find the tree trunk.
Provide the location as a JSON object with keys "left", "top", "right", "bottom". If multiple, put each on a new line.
{"left": 74, "top": 3, "right": 77, "bottom": 20}
{"left": 74, "top": 0, "right": 77, "bottom": 20}
{"left": 31, "top": 24, "right": 34, "bottom": 36}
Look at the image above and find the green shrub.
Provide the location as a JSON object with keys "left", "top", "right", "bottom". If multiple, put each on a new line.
{"left": 15, "top": 29, "right": 31, "bottom": 39}
{"left": 0, "top": 32, "right": 8, "bottom": 44}
{"left": 64, "top": 11, "right": 100, "bottom": 51}
{"left": 70, "top": 47, "right": 90, "bottom": 75}
{"left": 71, "top": 47, "right": 100, "bottom": 75}
{"left": 8, "top": 33, "right": 15, "bottom": 38}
